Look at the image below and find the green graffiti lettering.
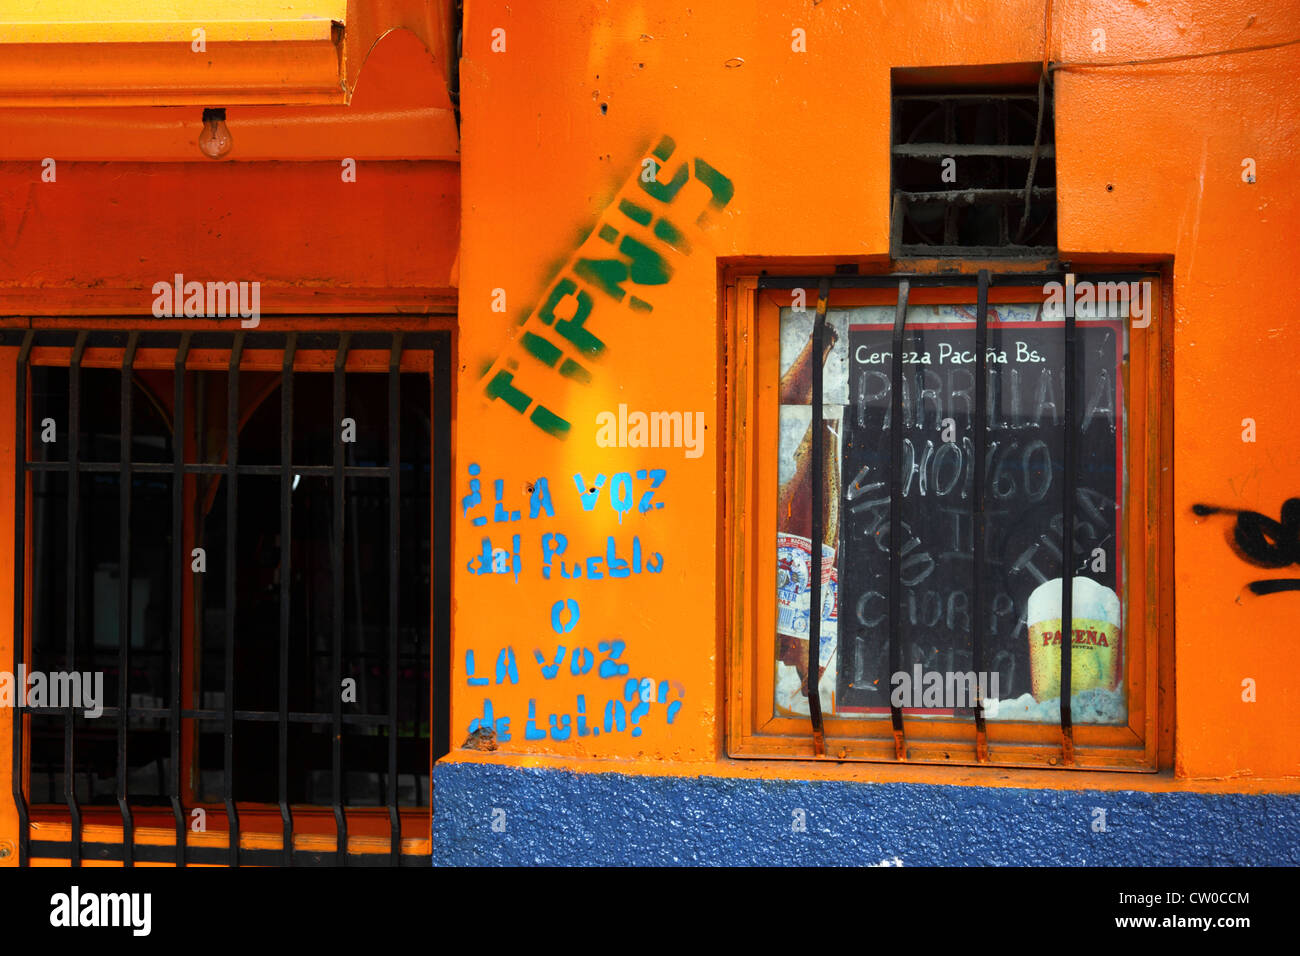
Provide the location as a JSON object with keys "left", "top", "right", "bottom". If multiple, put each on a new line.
{"left": 538, "top": 277, "right": 594, "bottom": 328}
{"left": 485, "top": 370, "right": 532, "bottom": 414}
{"left": 692, "top": 157, "right": 735, "bottom": 210}
{"left": 639, "top": 157, "right": 690, "bottom": 203}
{"left": 522, "top": 330, "right": 562, "bottom": 367}
{"left": 653, "top": 216, "right": 691, "bottom": 253}
{"left": 618, "top": 199, "right": 653, "bottom": 226}
{"left": 573, "top": 256, "right": 627, "bottom": 302}
{"left": 555, "top": 303, "right": 605, "bottom": 355}
{"left": 619, "top": 235, "right": 673, "bottom": 285}
{"left": 559, "top": 358, "right": 592, "bottom": 383}
{"left": 480, "top": 135, "right": 733, "bottom": 441}
{"left": 530, "top": 405, "right": 571, "bottom": 438}
{"left": 573, "top": 234, "right": 672, "bottom": 307}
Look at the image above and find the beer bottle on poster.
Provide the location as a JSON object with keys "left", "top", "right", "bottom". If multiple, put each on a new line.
{"left": 776, "top": 408, "right": 841, "bottom": 702}
{"left": 780, "top": 323, "right": 838, "bottom": 405}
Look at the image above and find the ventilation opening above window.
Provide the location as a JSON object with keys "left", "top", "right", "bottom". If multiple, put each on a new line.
{"left": 891, "top": 76, "right": 1056, "bottom": 258}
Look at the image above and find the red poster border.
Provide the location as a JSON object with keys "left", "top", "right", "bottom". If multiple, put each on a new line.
{"left": 828, "top": 315, "right": 1127, "bottom": 720}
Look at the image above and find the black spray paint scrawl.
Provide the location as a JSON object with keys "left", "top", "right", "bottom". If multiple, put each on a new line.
{"left": 1192, "top": 499, "right": 1300, "bottom": 595}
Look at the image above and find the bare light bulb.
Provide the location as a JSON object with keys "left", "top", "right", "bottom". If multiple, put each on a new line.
{"left": 199, "top": 108, "right": 232, "bottom": 159}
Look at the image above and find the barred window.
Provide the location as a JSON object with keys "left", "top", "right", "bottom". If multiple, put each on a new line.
{"left": 8, "top": 329, "right": 450, "bottom": 865}
{"left": 727, "top": 270, "right": 1169, "bottom": 770}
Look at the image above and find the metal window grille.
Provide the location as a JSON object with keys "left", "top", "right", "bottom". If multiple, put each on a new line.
{"left": 759, "top": 271, "right": 1152, "bottom": 762}
{"left": 7, "top": 329, "right": 451, "bottom": 866}
{"left": 891, "top": 82, "right": 1057, "bottom": 257}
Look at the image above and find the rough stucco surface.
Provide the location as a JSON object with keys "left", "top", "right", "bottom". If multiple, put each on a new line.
{"left": 433, "top": 762, "right": 1300, "bottom": 866}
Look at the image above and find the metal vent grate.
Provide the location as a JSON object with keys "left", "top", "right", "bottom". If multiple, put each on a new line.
{"left": 891, "top": 82, "right": 1056, "bottom": 257}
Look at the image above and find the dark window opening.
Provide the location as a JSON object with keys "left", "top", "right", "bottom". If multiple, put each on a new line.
{"left": 12, "top": 329, "right": 451, "bottom": 866}
{"left": 891, "top": 78, "right": 1056, "bottom": 257}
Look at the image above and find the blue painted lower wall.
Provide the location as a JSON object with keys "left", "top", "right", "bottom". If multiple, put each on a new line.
{"left": 433, "top": 761, "right": 1300, "bottom": 865}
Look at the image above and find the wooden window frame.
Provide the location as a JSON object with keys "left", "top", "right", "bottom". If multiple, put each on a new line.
{"left": 723, "top": 267, "right": 1174, "bottom": 771}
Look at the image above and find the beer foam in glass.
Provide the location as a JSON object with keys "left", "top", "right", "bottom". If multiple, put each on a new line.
{"left": 1026, "top": 577, "right": 1121, "bottom": 702}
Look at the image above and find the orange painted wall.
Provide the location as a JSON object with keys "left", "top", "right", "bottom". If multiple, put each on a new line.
{"left": 453, "top": 0, "right": 1300, "bottom": 783}
{"left": 0, "top": 28, "right": 460, "bottom": 315}
{"left": 0, "top": 0, "right": 1295, "bottom": 802}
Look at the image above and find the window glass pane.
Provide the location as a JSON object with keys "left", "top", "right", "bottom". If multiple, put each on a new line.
{"left": 776, "top": 299, "right": 1127, "bottom": 726}
{"left": 30, "top": 366, "right": 69, "bottom": 463}
{"left": 28, "top": 372, "right": 175, "bottom": 804}
{"left": 193, "top": 371, "right": 431, "bottom": 805}
{"left": 24, "top": 352, "right": 432, "bottom": 812}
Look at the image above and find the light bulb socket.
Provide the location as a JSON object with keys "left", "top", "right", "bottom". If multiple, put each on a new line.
{"left": 198, "top": 107, "right": 233, "bottom": 159}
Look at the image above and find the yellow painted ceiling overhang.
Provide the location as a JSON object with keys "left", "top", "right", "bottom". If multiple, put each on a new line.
{"left": 0, "top": 0, "right": 452, "bottom": 108}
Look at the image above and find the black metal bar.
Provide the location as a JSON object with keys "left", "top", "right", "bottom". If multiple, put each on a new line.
{"left": 65, "top": 331, "right": 87, "bottom": 866}
{"left": 889, "top": 281, "right": 910, "bottom": 756}
{"left": 894, "top": 93, "right": 1039, "bottom": 103}
{"left": 1016, "top": 71, "right": 1050, "bottom": 244}
{"left": 895, "top": 243, "right": 1058, "bottom": 259}
{"left": 117, "top": 331, "right": 139, "bottom": 865}
{"left": 892, "top": 144, "right": 1055, "bottom": 158}
{"left": 224, "top": 332, "right": 244, "bottom": 865}
{"left": 279, "top": 333, "right": 297, "bottom": 865}
{"left": 387, "top": 333, "right": 403, "bottom": 863}
{"left": 36, "top": 707, "right": 409, "bottom": 724}
{"left": 808, "top": 280, "right": 829, "bottom": 757}
{"left": 942, "top": 204, "right": 958, "bottom": 247}
{"left": 972, "top": 272, "right": 990, "bottom": 756}
{"left": 332, "top": 333, "right": 351, "bottom": 865}
{"left": 998, "top": 100, "right": 1010, "bottom": 247}
{"left": 941, "top": 100, "right": 956, "bottom": 252}
{"left": 757, "top": 272, "right": 1157, "bottom": 291}
{"left": 898, "top": 188, "right": 1056, "bottom": 205}
{"left": 24, "top": 462, "right": 391, "bottom": 477}
{"left": 170, "top": 333, "right": 191, "bottom": 866}
{"left": 1060, "top": 273, "right": 1076, "bottom": 757}
{"left": 12, "top": 330, "right": 35, "bottom": 866}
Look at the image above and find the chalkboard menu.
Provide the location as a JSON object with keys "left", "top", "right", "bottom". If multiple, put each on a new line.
{"left": 833, "top": 314, "right": 1125, "bottom": 719}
